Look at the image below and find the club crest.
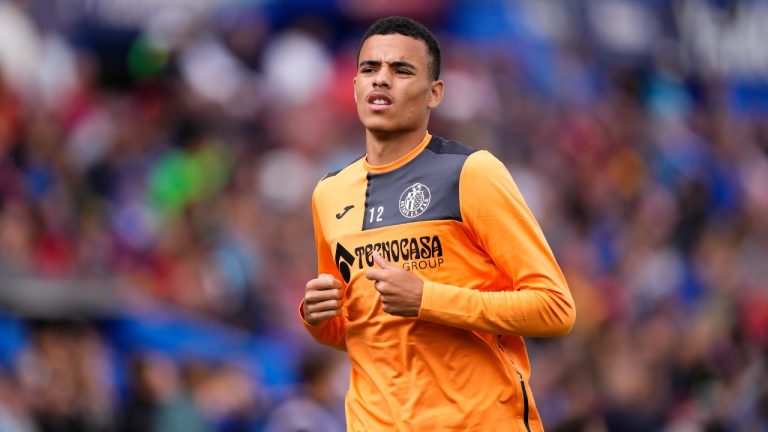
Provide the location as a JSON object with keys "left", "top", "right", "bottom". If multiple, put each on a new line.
{"left": 399, "top": 182, "right": 431, "bottom": 218}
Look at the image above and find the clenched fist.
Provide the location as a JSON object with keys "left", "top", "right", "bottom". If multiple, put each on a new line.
{"left": 365, "top": 251, "right": 424, "bottom": 317}
{"left": 303, "top": 274, "right": 343, "bottom": 326}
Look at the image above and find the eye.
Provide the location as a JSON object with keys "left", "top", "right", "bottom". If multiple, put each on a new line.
{"left": 360, "top": 67, "right": 375, "bottom": 74}
{"left": 396, "top": 69, "right": 413, "bottom": 75}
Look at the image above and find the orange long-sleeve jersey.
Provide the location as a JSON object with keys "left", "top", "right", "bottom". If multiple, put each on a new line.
{"left": 300, "top": 133, "right": 575, "bottom": 431}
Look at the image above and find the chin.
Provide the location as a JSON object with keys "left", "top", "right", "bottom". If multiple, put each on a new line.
{"left": 361, "top": 118, "right": 397, "bottom": 134}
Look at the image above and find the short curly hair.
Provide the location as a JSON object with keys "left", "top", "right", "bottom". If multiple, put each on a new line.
{"left": 358, "top": 16, "right": 441, "bottom": 81}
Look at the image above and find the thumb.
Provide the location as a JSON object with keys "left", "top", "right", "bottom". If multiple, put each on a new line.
{"left": 371, "top": 251, "right": 392, "bottom": 269}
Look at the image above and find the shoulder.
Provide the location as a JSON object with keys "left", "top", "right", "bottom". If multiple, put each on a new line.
{"left": 417, "top": 135, "right": 480, "bottom": 183}
{"left": 454, "top": 148, "right": 512, "bottom": 187}
{"left": 424, "top": 135, "right": 478, "bottom": 156}
{"left": 313, "top": 155, "right": 365, "bottom": 197}
{"left": 319, "top": 154, "right": 365, "bottom": 183}
{"left": 421, "top": 135, "right": 506, "bottom": 177}
{"left": 459, "top": 150, "right": 521, "bottom": 207}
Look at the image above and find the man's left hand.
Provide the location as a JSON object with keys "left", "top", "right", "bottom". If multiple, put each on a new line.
{"left": 365, "top": 251, "right": 424, "bottom": 317}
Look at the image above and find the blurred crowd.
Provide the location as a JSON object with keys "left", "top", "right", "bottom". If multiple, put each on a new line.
{"left": 0, "top": 0, "right": 766, "bottom": 430}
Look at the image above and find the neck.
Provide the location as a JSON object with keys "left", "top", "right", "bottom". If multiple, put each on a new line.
{"left": 365, "top": 127, "right": 428, "bottom": 166}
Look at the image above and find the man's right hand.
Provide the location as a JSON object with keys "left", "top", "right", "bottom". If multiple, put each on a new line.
{"left": 303, "top": 274, "right": 343, "bottom": 326}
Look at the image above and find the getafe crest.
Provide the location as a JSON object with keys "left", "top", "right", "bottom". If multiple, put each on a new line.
{"left": 399, "top": 182, "right": 431, "bottom": 218}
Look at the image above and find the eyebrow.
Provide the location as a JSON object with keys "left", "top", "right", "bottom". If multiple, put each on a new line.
{"left": 358, "top": 60, "right": 417, "bottom": 70}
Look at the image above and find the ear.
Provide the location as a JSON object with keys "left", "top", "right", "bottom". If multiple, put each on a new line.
{"left": 427, "top": 79, "right": 444, "bottom": 109}
{"left": 353, "top": 76, "right": 358, "bottom": 103}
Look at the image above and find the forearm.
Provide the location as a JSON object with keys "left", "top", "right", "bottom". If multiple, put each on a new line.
{"left": 418, "top": 281, "right": 575, "bottom": 337}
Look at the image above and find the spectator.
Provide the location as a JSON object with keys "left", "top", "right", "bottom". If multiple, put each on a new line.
{"left": 263, "top": 351, "right": 345, "bottom": 432}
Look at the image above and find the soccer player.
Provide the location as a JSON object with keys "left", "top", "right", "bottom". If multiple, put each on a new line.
{"left": 300, "top": 16, "right": 575, "bottom": 431}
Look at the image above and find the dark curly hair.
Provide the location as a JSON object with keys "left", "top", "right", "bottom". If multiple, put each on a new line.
{"left": 358, "top": 16, "right": 441, "bottom": 81}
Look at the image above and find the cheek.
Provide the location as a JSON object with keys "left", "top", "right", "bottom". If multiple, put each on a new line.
{"left": 403, "top": 89, "right": 430, "bottom": 118}
{"left": 354, "top": 80, "right": 367, "bottom": 103}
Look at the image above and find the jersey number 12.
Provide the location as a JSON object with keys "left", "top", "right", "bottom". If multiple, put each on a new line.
{"left": 368, "top": 206, "right": 383, "bottom": 223}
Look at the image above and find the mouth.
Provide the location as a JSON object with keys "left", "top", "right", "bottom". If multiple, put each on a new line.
{"left": 366, "top": 92, "right": 393, "bottom": 110}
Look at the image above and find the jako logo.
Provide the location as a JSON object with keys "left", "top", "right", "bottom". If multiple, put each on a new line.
{"left": 334, "top": 243, "right": 355, "bottom": 283}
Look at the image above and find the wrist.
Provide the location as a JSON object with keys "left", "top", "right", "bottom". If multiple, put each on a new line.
{"left": 416, "top": 280, "right": 433, "bottom": 319}
{"left": 299, "top": 300, "right": 321, "bottom": 327}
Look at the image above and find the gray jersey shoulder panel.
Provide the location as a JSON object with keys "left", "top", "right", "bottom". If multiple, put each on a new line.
{"left": 363, "top": 135, "right": 477, "bottom": 230}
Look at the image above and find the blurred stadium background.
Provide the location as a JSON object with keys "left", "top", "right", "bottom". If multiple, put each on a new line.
{"left": 0, "top": 0, "right": 767, "bottom": 430}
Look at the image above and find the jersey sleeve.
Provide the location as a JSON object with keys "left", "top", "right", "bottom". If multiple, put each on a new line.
{"left": 298, "top": 187, "right": 347, "bottom": 350}
{"left": 417, "top": 151, "right": 575, "bottom": 337}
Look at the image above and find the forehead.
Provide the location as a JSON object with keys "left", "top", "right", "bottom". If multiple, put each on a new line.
{"left": 359, "top": 34, "right": 430, "bottom": 67}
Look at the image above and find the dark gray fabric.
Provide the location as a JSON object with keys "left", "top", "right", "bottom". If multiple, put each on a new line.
{"left": 363, "top": 136, "right": 476, "bottom": 230}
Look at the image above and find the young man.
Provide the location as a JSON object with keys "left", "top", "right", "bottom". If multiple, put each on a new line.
{"left": 300, "top": 16, "right": 575, "bottom": 431}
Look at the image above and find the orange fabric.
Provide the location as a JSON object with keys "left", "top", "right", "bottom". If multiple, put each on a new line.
{"left": 300, "top": 133, "right": 575, "bottom": 431}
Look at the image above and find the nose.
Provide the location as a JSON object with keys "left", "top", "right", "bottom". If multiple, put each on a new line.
{"left": 372, "top": 67, "right": 391, "bottom": 88}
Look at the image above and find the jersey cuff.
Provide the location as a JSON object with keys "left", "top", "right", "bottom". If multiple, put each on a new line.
{"left": 418, "top": 280, "right": 447, "bottom": 321}
{"left": 298, "top": 300, "right": 328, "bottom": 329}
